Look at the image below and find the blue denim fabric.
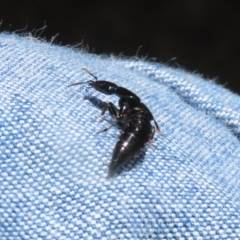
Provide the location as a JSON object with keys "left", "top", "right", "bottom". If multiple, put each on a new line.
{"left": 0, "top": 33, "right": 240, "bottom": 239}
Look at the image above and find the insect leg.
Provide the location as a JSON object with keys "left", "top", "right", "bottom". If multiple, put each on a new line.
{"left": 97, "top": 102, "right": 121, "bottom": 134}
{"left": 96, "top": 124, "right": 114, "bottom": 134}
{"left": 100, "top": 103, "right": 108, "bottom": 116}
{"left": 108, "top": 102, "right": 120, "bottom": 120}
{"left": 99, "top": 101, "right": 120, "bottom": 118}
{"left": 150, "top": 125, "right": 156, "bottom": 142}
{"left": 154, "top": 119, "right": 160, "bottom": 132}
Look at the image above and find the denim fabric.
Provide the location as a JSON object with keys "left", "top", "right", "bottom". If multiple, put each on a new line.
{"left": 0, "top": 33, "right": 240, "bottom": 239}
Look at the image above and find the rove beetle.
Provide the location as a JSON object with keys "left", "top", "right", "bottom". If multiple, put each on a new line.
{"left": 68, "top": 68, "right": 160, "bottom": 177}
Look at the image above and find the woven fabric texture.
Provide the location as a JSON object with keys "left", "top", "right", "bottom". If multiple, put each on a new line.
{"left": 0, "top": 33, "right": 240, "bottom": 239}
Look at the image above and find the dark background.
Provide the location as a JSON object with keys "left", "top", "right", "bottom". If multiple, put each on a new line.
{"left": 1, "top": 1, "right": 240, "bottom": 94}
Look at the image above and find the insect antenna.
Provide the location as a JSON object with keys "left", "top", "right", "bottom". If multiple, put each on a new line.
{"left": 82, "top": 67, "right": 98, "bottom": 80}
{"left": 67, "top": 81, "right": 90, "bottom": 87}
{"left": 67, "top": 67, "right": 98, "bottom": 87}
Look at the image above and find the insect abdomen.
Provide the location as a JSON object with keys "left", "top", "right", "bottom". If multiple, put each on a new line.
{"left": 108, "top": 118, "right": 152, "bottom": 177}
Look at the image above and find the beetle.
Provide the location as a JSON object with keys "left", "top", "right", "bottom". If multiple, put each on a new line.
{"left": 68, "top": 68, "right": 160, "bottom": 177}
